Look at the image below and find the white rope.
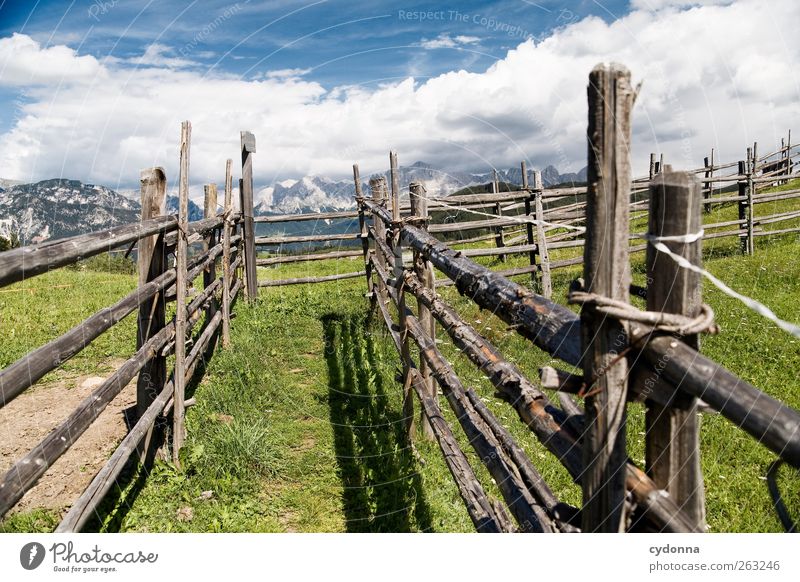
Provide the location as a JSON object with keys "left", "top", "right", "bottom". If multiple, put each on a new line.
{"left": 423, "top": 193, "right": 587, "bottom": 234}
{"left": 642, "top": 231, "right": 800, "bottom": 339}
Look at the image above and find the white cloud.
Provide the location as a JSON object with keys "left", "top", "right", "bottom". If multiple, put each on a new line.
{"left": 0, "top": 33, "right": 104, "bottom": 86}
{"left": 265, "top": 68, "right": 312, "bottom": 79}
{"left": 420, "top": 34, "right": 482, "bottom": 49}
{"left": 0, "top": 0, "right": 797, "bottom": 195}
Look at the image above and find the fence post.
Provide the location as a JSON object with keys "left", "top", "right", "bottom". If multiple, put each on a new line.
{"left": 649, "top": 153, "right": 656, "bottom": 181}
{"left": 221, "top": 160, "right": 233, "bottom": 348}
{"left": 522, "top": 161, "right": 539, "bottom": 286}
{"left": 370, "top": 177, "right": 389, "bottom": 307}
{"left": 136, "top": 167, "right": 167, "bottom": 457}
{"left": 410, "top": 181, "right": 435, "bottom": 441}
{"left": 645, "top": 168, "right": 707, "bottom": 531}
{"left": 173, "top": 121, "right": 191, "bottom": 465}
{"left": 203, "top": 184, "right": 219, "bottom": 324}
{"left": 492, "top": 170, "right": 505, "bottom": 261}
{"left": 703, "top": 148, "right": 714, "bottom": 213}
{"left": 390, "top": 151, "right": 415, "bottom": 440}
{"left": 353, "top": 164, "right": 373, "bottom": 300}
{"left": 240, "top": 131, "right": 258, "bottom": 302}
{"left": 737, "top": 160, "right": 749, "bottom": 254}
{"left": 748, "top": 143, "right": 757, "bottom": 255}
{"left": 581, "top": 64, "right": 634, "bottom": 533}
{"left": 532, "top": 170, "right": 552, "bottom": 299}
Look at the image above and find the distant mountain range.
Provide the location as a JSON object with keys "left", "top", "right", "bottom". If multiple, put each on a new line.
{"left": 0, "top": 179, "right": 202, "bottom": 244}
{"left": 0, "top": 162, "right": 586, "bottom": 243}
{"left": 256, "top": 161, "right": 587, "bottom": 214}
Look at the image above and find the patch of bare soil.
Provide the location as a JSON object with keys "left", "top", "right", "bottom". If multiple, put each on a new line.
{"left": 0, "top": 360, "right": 136, "bottom": 518}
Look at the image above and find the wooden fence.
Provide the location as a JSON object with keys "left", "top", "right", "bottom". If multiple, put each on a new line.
{"left": 0, "top": 122, "right": 263, "bottom": 532}
{"left": 349, "top": 64, "right": 800, "bottom": 533}
{"left": 252, "top": 130, "right": 798, "bottom": 298}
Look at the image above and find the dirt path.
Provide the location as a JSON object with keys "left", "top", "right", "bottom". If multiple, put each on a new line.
{"left": 0, "top": 360, "right": 135, "bottom": 517}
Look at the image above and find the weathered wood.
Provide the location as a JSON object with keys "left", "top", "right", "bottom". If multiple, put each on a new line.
{"left": 255, "top": 232, "right": 362, "bottom": 245}
{"left": 369, "top": 177, "right": 390, "bottom": 307}
{"left": 747, "top": 146, "right": 756, "bottom": 255}
{"left": 463, "top": 388, "right": 578, "bottom": 532}
{"left": 173, "top": 120, "right": 191, "bottom": 464}
{"left": 404, "top": 310, "right": 551, "bottom": 532}
{"left": 642, "top": 335, "right": 800, "bottom": 468}
{"left": 427, "top": 216, "right": 522, "bottom": 233}
{"left": 390, "top": 151, "right": 414, "bottom": 439}
{"left": 409, "top": 369, "right": 512, "bottom": 532}
{"left": 581, "top": 63, "right": 633, "bottom": 533}
{"left": 256, "top": 249, "right": 363, "bottom": 266}
{"left": 400, "top": 269, "right": 696, "bottom": 532}
{"left": 533, "top": 171, "right": 552, "bottom": 299}
{"left": 738, "top": 161, "right": 749, "bottom": 254}
{"left": 221, "top": 160, "right": 233, "bottom": 348}
{"left": 257, "top": 270, "right": 366, "bottom": 287}
{"left": 492, "top": 171, "right": 506, "bottom": 261}
{"left": 203, "top": 184, "right": 219, "bottom": 324}
{"left": 136, "top": 167, "right": 167, "bottom": 461}
{"left": 410, "top": 181, "right": 436, "bottom": 441}
{"left": 399, "top": 222, "right": 582, "bottom": 365}
{"left": 354, "top": 164, "right": 373, "bottom": 298}
{"left": 522, "top": 161, "right": 538, "bottom": 285}
{"left": 240, "top": 131, "right": 258, "bottom": 301}
{"left": 644, "top": 170, "right": 706, "bottom": 530}
{"left": 0, "top": 322, "right": 175, "bottom": 518}
{"left": 253, "top": 209, "right": 360, "bottom": 223}
{"left": 0, "top": 216, "right": 176, "bottom": 289}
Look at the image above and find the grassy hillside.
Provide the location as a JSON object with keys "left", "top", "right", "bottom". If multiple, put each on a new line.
{"left": 2, "top": 181, "right": 799, "bottom": 533}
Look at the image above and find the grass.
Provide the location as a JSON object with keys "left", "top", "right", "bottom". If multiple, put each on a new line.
{"left": 1, "top": 180, "right": 799, "bottom": 533}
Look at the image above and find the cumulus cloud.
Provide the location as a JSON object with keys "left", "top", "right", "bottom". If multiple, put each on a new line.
{"left": 0, "top": 33, "right": 104, "bottom": 86}
{"left": 0, "top": 0, "right": 797, "bottom": 198}
{"left": 419, "top": 34, "right": 482, "bottom": 49}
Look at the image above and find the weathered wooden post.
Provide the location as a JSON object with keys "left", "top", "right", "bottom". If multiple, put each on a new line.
{"left": 645, "top": 168, "right": 707, "bottom": 531}
{"left": 203, "top": 183, "right": 219, "bottom": 323}
{"left": 581, "top": 64, "right": 634, "bottom": 533}
{"left": 522, "top": 161, "right": 538, "bottom": 285}
{"left": 221, "top": 160, "right": 233, "bottom": 348}
{"left": 354, "top": 164, "right": 373, "bottom": 300}
{"left": 492, "top": 169, "right": 506, "bottom": 261}
{"left": 390, "top": 151, "right": 415, "bottom": 439}
{"left": 737, "top": 160, "right": 749, "bottom": 254}
{"left": 532, "top": 170, "right": 552, "bottom": 299}
{"left": 240, "top": 131, "right": 258, "bottom": 301}
{"left": 410, "top": 181, "right": 435, "bottom": 440}
{"left": 703, "top": 148, "right": 714, "bottom": 213}
{"left": 173, "top": 121, "right": 191, "bottom": 465}
{"left": 136, "top": 167, "right": 167, "bottom": 454}
{"left": 649, "top": 153, "right": 656, "bottom": 181}
{"left": 370, "top": 176, "right": 389, "bottom": 307}
{"left": 748, "top": 143, "right": 757, "bottom": 255}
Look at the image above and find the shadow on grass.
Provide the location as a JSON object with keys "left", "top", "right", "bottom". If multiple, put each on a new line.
{"left": 323, "top": 313, "right": 433, "bottom": 532}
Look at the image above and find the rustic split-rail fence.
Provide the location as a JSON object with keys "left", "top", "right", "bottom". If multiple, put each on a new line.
{"left": 0, "top": 63, "right": 798, "bottom": 533}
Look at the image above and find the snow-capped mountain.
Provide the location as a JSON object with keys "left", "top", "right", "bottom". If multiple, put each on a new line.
{"left": 255, "top": 161, "right": 587, "bottom": 214}
{"left": 0, "top": 179, "right": 202, "bottom": 244}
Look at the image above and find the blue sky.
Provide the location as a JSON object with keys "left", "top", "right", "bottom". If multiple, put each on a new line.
{"left": 0, "top": 1, "right": 624, "bottom": 94}
{"left": 0, "top": 0, "right": 797, "bottom": 196}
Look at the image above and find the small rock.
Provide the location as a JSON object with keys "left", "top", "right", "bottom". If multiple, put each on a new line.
{"left": 198, "top": 490, "right": 214, "bottom": 501}
{"left": 80, "top": 377, "right": 105, "bottom": 391}
{"left": 176, "top": 506, "right": 194, "bottom": 522}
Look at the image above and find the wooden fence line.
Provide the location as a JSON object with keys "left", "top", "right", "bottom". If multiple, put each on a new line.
{"left": 0, "top": 122, "right": 252, "bottom": 525}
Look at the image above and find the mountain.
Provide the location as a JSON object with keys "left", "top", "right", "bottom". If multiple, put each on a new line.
{"left": 0, "top": 179, "right": 203, "bottom": 244}
{"left": 0, "top": 179, "right": 139, "bottom": 243}
{"left": 254, "top": 161, "right": 588, "bottom": 214}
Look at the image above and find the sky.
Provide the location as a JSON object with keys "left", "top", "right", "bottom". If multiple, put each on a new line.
{"left": 0, "top": 0, "right": 797, "bottom": 199}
